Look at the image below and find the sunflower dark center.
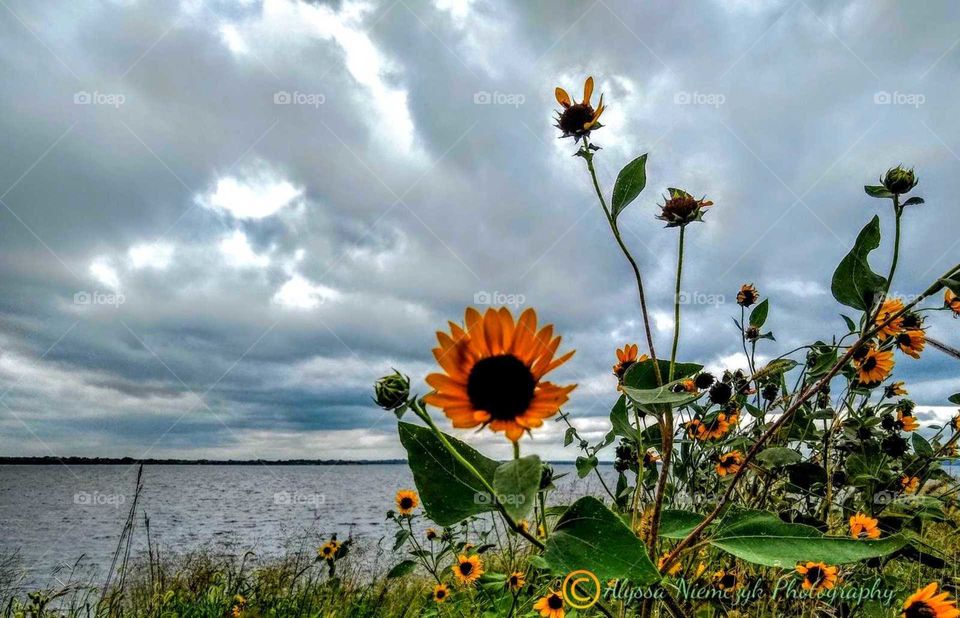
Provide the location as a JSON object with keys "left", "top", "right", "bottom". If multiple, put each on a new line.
{"left": 459, "top": 562, "right": 474, "bottom": 575}
{"left": 720, "top": 574, "right": 736, "bottom": 588}
{"left": 558, "top": 104, "right": 595, "bottom": 134}
{"left": 904, "top": 603, "right": 936, "bottom": 618}
{"left": 399, "top": 497, "right": 413, "bottom": 509}
{"left": 861, "top": 357, "right": 877, "bottom": 372}
{"left": 548, "top": 594, "right": 564, "bottom": 609}
{"left": 436, "top": 589, "right": 447, "bottom": 599}
{"left": 805, "top": 567, "right": 824, "bottom": 584}
{"left": 467, "top": 355, "right": 536, "bottom": 421}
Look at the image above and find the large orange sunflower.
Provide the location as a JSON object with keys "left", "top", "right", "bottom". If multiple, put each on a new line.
{"left": 902, "top": 582, "right": 960, "bottom": 618}
{"left": 424, "top": 308, "right": 576, "bottom": 442}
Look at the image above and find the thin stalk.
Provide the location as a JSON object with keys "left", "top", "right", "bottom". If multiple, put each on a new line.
{"left": 668, "top": 226, "right": 686, "bottom": 382}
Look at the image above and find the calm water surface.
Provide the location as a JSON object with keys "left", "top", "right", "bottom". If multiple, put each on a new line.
{"left": 0, "top": 464, "right": 612, "bottom": 590}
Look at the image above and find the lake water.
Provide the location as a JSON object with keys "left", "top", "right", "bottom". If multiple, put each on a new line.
{"left": 0, "top": 464, "right": 612, "bottom": 591}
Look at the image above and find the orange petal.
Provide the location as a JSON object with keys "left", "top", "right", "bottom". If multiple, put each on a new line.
{"left": 582, "top": 76, "right": 594, "bottom": 104}
{"left": 555, "top": 87, "right": 571, "bottom": 107}
{"left": 484, "top": 308, "right": 503, "bottom": 355}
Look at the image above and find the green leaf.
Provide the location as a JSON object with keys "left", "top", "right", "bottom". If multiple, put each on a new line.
{"left": 912, "top": 433, "right": 934, "bottom": 457}
{"left": 575, "top": 456, "right": 598, "bottom": 479}
{"left": 831, "top": 216, "right": 887, "bottom": 311}
{"left": 611, "top": 154, "right": 648, "bottom": 220}
{"left": 387, "top": 560, "right": 417, "bottom": 578}
{"left": 622, "top": 382, "right": 702, "bottom": 407}
{"left": 949, "top": 393, "right": 960, "bottom": 405}
{"left": 755, "top": 447, "right": 802, "bottom": 468}
{"left": 754, "top": 359, "right": 797, "bottom": 380}
{"left": 659, "top": 510, "right": 705, "bottom": 539}
{"left": 841, "top": 314, "right": 858, "bottom": 332}
{"left": 542, "top": 497, "right": 660, "bottom": 584}
{"left": 609, "top": 395, "right": 640, "bottom": 441}
{"left": 397, "top": 422, "right": 499, "bottom": 526}
{"left": 564, "top": 427, "right": 576, "bottom": 447}
{"left": 622, "top": 359, "right": 702, "bottom": 390}
{"left": 749, "top": 299, "right": 769, "bottom": 328}
{"left": 941, "top": 278, "right": 960, "bottom": 295}
{"left": 709, "top": 509, "right": 907, "bottom": 567}
{"left": 864, "top": 185, "right": 893, "bottom": 199}
{"left": 493, "top": 456, "right": 541, "bottom": 521}
{"left": 902, "top": 196, "right": 925, "bottom": 207}
{"left": 393, "top": 528, "right": 411, "bottom": 550}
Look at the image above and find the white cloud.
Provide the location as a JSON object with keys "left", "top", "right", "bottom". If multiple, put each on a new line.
{"left": 219, "top": 230, "right": 271, "bottom": 268}
{"left": 89, "top": 257, "right": 120, "bottom": 289}
{"left": 198, "top": 170, "right": 302, "bottom": 220}
{"left": 272, "top": 274, "right": 340, "bottom": 309}
{"left": 128, "top": 242, "right": 174, "bottom": 270}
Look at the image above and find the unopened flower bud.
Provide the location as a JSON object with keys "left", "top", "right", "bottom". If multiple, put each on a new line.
{"left": 374, "top": 370, "right": 410, "bottom": 410}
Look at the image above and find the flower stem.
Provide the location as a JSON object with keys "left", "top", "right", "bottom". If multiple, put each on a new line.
{"left": 885, "top": 195, "right": 903, "bottom": 298}
{"left": 669, "top": 226, "right": 686, "bottom": 382}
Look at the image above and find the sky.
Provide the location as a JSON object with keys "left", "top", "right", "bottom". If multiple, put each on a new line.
{"left": 0, "top": 0, "right": 958, "bottom": 461}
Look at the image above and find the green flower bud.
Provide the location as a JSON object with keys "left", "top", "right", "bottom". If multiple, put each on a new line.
{"left": 881, "top": 165, "right": 917, "bottom": 195}
{"left": 374, "top": 370, "right": 410, "bottom": 410}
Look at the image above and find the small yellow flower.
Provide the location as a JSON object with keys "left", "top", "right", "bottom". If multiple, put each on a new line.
{"left": 887, "top": 381, "right": 908, "bottom": 396}
{"left": 452, "top": 554, "right": 483, "bottom": 586}
{"left": 432, "top": 583, "right": 450, "bottom": 603}
{"left": 554, "top": 76, "right": 605, "bottom": 142}
{"left": 897, "top": 410, "right": 919, "bottom": 432}
{"left": 900, "top": 475, "right": 920, "bottom": 494}
{"left": 849, "top": 513, "right": 880, "bottom": 539}
{"left": 425, "top": 528, "right": 438, "bottom": 541}
{"left": 507, "top": 571, "right": 525, "bottom": 591}
{"left": 737, "top": 284, "right": 759, "bottom": 307}
{"left": 533, "top": 590, "right": 566, "bottom": 618}
{"left": 658, "top": 552, "right": 681, "bottom": 576}
{"left": 317, "top": 540, "right": 339, "bottom": 561}
{"left": 896, "top": 329, "right": 926, "bottom": 359}
{"left": 855, "top": 347, "right": 895, "bottom": 384}
{"left": 694, "top": 562, "right": 707, "bottom": 578}
{"left": 796, "top": 562, "right": 838, "bottom": 591}
{"left": 713, "top": 570, "right": 739, "bottom": 591}
{"left": 875, "top": 298, "right": 905, "bottom": 340}
{"left": 715, "top": 451, "right": 743, "bottom": 476}
{"left": 902, "top": 582, "right": 959, "bottom": 618}
{"left": 395, "top": 489, "right": 418, "bottom": 515}
{"left": 945, "top": 289, "right": 960, "bottom": 317}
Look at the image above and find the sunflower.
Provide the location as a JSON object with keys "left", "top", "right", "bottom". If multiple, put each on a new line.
{"left": 395, "top": 489, "right": 418, "bottom": 515}
{"left": 507, "top": 571, "right": 525, "bottom": 591}
{"left": 900, "top": 475, "right": 920, "bottom": 494}
{"left": 875, "top": 298, "right": 906, "bottom": 340}
{"left": 946, "top": 289, "right": 960, "bottom": 317}
{"left": 902, "top": 582, "right": 960, "bottom": 618}
{"left": 656, "top": 188, "right": 713, "bottom": 227}
{"left": 886, "top": 381, "right": 908, "bottom": 397}
{"left": 554, "top": 76, "right": 605, "bottom": 142}
{"left": 713, "top": 570, "right": 739, "bottom": 591}
{"left": 796, "top": 562, "right": 839, "bottom": 591}
{"left": 688, "top": 413, "right": 733, "bottom": 441}
{"left": 658, "top": 552, "right": 682, "bottom": 576}
{"left": 642, "top": 449, "right": 661, "bottom": 466}
{"left": 897, "top": 329, "right": 926, "bottom": 359}
{"left": 317, "top": 540, "right": 339, "bottom": 561}
{"left": 737, "top": 284, "right": 759, "bottom": 307}
{"left": 897, "top": 410, "right": 919, "bottom": 432}
{"left": 715, "top": 451, "right": 743, "bottom": 476}
{"left": 534, "top": 590, "right": 565, "bottom": 618}
{"left": 517, "top": 519, "right": 530, "bottom": 534}
{"left": 849, "top": 513, "right": 881, "bottom": 539}
{"left": 452, "top": 554, "right": 483, "bottom": 586}
{"left": 613, "top": 343, "right": 647, "bottom": 386}
{"left": 855, "top": 347, "right": 895, "bottom": 384}
{"left": 432, "top": 583, "right": 450, "bottom": 603}
{"left": 954, "top": 415, "right": 960, "bottom": 433}
{"left": 425, "top": 528, "right": 438, "bottom": 541}
{"left": 424, "top": 308, "right": 576, "bottom": 442}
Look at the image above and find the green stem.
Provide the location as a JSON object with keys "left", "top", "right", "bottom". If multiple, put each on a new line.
{"left": 512, "top": 441, "right": 520, "bottom": 460}
{"left": 885, "top": 196, "right": 903, "bottom": 298}
{"left": 669, "top": 226, "right": 685, "bottom": 382}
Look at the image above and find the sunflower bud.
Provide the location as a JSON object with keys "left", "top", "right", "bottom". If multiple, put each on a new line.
{"left": 374, "top": 370, "right": 410, "bottom": 411}
{"left": 881, "top": 165, "right": 917, "bottom": 195}
{"left": 656, "top": 188, "right": 713, "bottom": 227}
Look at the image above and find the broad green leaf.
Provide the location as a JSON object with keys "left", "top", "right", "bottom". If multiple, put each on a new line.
{"left": 949, "top": 393, "right": 960, "bottom": 405}
{"left": 902, "top": 196, "right": 925, "bottom": 206}
{"left": 611, "top": 154, "right": 647, "bottom": 219}
{"left": 831, "top": 216, "right": 887, "bottom": 311}
{"left": 864, "top": 185, "right": 893, "bottom": 199}
{"left": 841, "top": 314, "right": 858, "bottom": 332}
{"left": 542, "top": 497, "right": 660, "bottom": 584}
{"left": 575, "top": 455, "right": 598, "bottom": 479}
{"left": 755, "top": 447, "right": 802, "bottom": 468}
{"left": 911, "top": 433, "right": 934, "bottom": 457}
{"left": 659, "top": 510, "right": 705, "bottom": 539}
{"left": 493, "top": 456, "right": 541, "bottom": 521}
{"left": 387, "top": 560, "right": 417, "bottom": 578}
{"left": 398, "top": 422, "right": 499, "bottom": 525}
{"left": 609, "top": 395, "right": 640, "bottom": 441}
{"left": 622, "top": 382, "right": 702, "bottom": 407}
{"left": 709, "top": 509, "right": 907, "bottom": 567}
{"left": 622, "top": 359, "right": 702, "bottom": 390}
{"left": 564, "top": 427, "right": 576, "bottom": 446}
{"left": 749, "top": 299, "right": 769, "bottom": 328}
